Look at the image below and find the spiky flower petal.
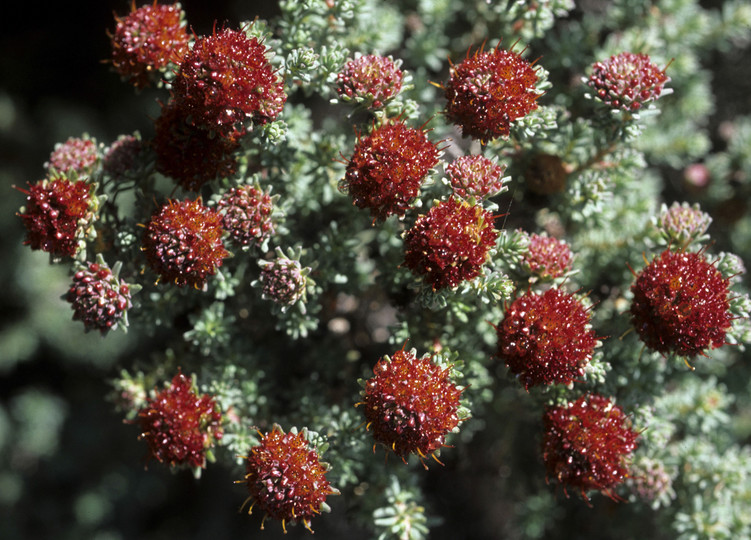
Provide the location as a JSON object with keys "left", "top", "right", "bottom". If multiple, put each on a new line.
{"left": 340, "top": 119, "right": 440, "bottom": 221}
{"left": 496, "top": 288, "right": 597, "bottom": 389}
{"left": 142, "top": 198, "right": 229, "bottom": 289}
{"left": 522, "top": 233, "right": 573, "bottom": 279}
{"left": 445, "top": 154, "right": 507, "bottom": 200}
{"left": 587, "top": 52, "right": 669, "bottom": 112}
{"left": 403, "top": 197, "right": 498, "bottom": 290}
{"left": 66, "top": 257, "right": 134, "bottom": 334}
{"left": 217, "top": 184, "right": 277, "bottom": 248}
{"left": 241, "top": 426, "right": 338, "bottom": 533}
{"left": 137, "top": 372, "right": 223, "bottom": 469}
{"left": 336, "top": 54, "right": 404, "bottom": 109}
{"left": 359, "top": 347, "right": 464, "bottom": 464}
{"left": 172, "top": 27, "right": 286, "bottom": 139}
{"left": 444, "top": 44, "right": 539, "bottom": 142}
{"left": 16, "top": 175, "right": 97, "bottom": 258}
{"left": 542, "top": 394, "right": 639, "bottom": 501}
{"left": 109, "top": 2, "right": 189, "bottom": 89}
{"left": 629, "top": 249, "right": 731, "bottom": 358}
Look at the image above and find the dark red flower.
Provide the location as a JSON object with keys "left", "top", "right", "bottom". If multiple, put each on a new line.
{"left": 340, "top": 119, "right": 440, "bottom": 221}
{"left": 403, "top": 197, "right": 498, "bottom": 290}
{"left": 16, "top": 176, "right": 96, "bottom": 258}
{"left": 152, "top": 101, "right": 239, "bottom": 191}
{"left": 522, "top": 233, "right": 572, "bottom": 279}
{"left": 496, "top": 288, "right": 597, "bottom": 389}
{"left": 142, "top": 198, "right": 229, "bottom": 289}
{"left": 103, "top": 134, "right": 144, "bottom": 178}
{"left": 542, "top": 393, "right": 639, "bottom": 501}
{"left": 259, "top": 253, "right": 311, "bottom": 307}
{"left": 45, "top": 136, "right": 100, "bottom": 176}
{"left": 587, "top": 52, "right": 669, "bottom": 112}
{"left": 217, "top": 184, "right": 277, "bottom": 248}
{"left": 629, "top": 248, "right": 731, "bottom": 358}
{"left": 445, "top": 154, "right": 507, "bottom": 200}
{"left": 358, "top": 347, "right": 464, "bottom": 465}
{"left": 66, "top": 258, "right": 134, "bottom": 334}
{"left": 241, "top": 426, "right": 338, "bottom": 533}
{"left": 444, "top": 44, "right": 539, "bottom": 143}
{"left": 172, "top": 27, "right": 286, "bottom": 139}
{"left": 138, "top": 372, "right": 223, "bottom": 469}
{"left": 336, "top": 54, "right": 404, "bottom": 109}
{"left": 109, "top": 1, "right": 189, "bottom": 89}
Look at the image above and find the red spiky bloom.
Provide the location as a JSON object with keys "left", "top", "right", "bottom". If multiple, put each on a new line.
{"left": 630, "top": 248, "right": 731, "bottom": 357}
{"left": 16, "top": 176, "right": 96, "bottom": 258}
{"left": 109, "top": 1, "right": 189, "bottom": 89}
{"left": 359, "top": 347, "right": 464, "bottom": 465}
{"left": 138, "top": 372, "right": 223, "bottom": 469}
{"left": 444, "top": 44, "right": 539, "bottom": 143}
{"left": 587, "top": 52, "right": 669, "bottom": 112}
{"left": 403, "top": 197, "right": 498, "bottom": 290}
{"left": 45, "top": 136, "right": 100, "bottom": 176}
{"left": 340, "top": 119, "right": 440, "bottom": 221}
{"left": 542, "top": 393, "right": 639, "bottom": 501}
{"left": 336, "top": 54, "right": 404, "bottom": 109}
{"left": 142, "top": 198, "right": 229, "bottom": 288}
{"left": 241, "top": 426, "right": 338, "bottom": 534}
{"left": 66, "top": 258, "right": 133, "bottom": 334}
{"left": 172, "top": 27, "right": 286, "bottom": 139}
{"left": 153, "top": 101, "right": 239, "bottom": 191}
{"left": 496, "top": 288, "right": 597, "bottom": 389}
{"left": 522, "top": 233, "right": 573, "bottom": 279}
{"left": 445, "top": 154, "right": 507, "bottom": 200}
{"left": 217, "top": 184, "right": 276, "bottom": 248}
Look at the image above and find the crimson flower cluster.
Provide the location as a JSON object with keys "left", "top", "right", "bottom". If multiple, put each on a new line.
{"left": 16, "top": 176, "right": 96, "bottom": 259}
{"left": 217, "top": 184, "right": 277, "bottom": 249}
{"left": 444, "top": 44, "right": 539, "bottom": 142}
{"left": 66, "top": 258, "right": 134, "bottom": 335}
{"left": 109, "top": 2, "right": 189, "bottom": 89}
{"left": 522, "top": 233, "right": 573, "bottom": 279}
{"left": 587, "top": 52, "right": 669, "bottom": 112}
{"left": 141, "top": 198, "right": 229, "bottom": 289}
{"left": 359, "top": 347, "right": 464, "bottom": 465}
{"left": 336, "top": 54, "right": 404, "bottom": 109}
{"left": 542, "top": 394, "right": 639, "bottom": 501}
{"left": 241, "top": 426, "right": 338, "bottom": 533}
{"left": 341, "top": 119, "right": 440, "bottom": 221}
{"left": 445, "top": 154, "right": 507, "bottom": 200}
{"left": 137, "top": 372, "right": 223, "bottom": 469}
{"left": 403, "top": 197, "right": 498, "bottom": 290}
{"left": 45, "top": 136, "right": 100, "bottom": 176}
{"left": 172, "top": 27, "right": 286, "bottom": 140}
{"left": 630, "top": 248, "right": 731, "bottom": 358}
{"left": 496, "top": 288, "right": 597, "bottom": 389}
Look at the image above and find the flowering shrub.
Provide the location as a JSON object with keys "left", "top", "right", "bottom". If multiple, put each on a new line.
{"left": 9, "top": 1, "right": 751, "bottom": 539}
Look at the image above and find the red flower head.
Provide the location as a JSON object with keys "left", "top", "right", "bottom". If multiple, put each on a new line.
{"left": 172, "top": 27, "right": 286, "bottom": 139}
{"left": 240, "top": 426, "right": 339, "bottom": 534}
{"left": 403, "top": 197, "right": 498, "bottom": 290}
{"left": 45, "top": 136, "right": 100, "bottom": 176}
{"left": 496, "top": 288, "right": 597, "bottom": 389}
{"left": 66, "top": 257, "right": 134, "bottom": 334}
{"left": 109, "top": 1, "right": 189, "bottom": 89}
{"left": 340, "top": 119, "right": 440, "bottom": 221}
{"left": 142, "top": 198, "right": 229, "bottom": 289}
{"left": 444, "top": 43, "right": 539, "bottom": 143}
{"left": 358, "top": 347, "right": 465, "bottom": 466}
{"left": 137, "top": 371, "right": 223, "bottom": 469}
{"left": 629, "top": 248, "right": 731, "bottom": 358}
{"left": 445, "top": 154, "right": 507, "bottom": 200}
{"left": 336, "top": 54, "right": 404, "bottom": 109}
{"left": 103, "top": 134, "right": 144, "bottom": 178}
{"left": 153, "top": 101, "right": 239, "bottom": 191}
{"left": 587, "top": 52, "right": 669, "bottom": 112}
{"left": 259, "top": 251, "right": 312, "bottom": 307}
{"left": 217, "top": 184, "right": 277, "bottom": 248}
{"left": 542, "top": 393, "right": 639, "bottom": 501}
{"left": 16, "top": 175, "right": 97, "bottom": 258}
{"left": 522, "top": 233, "right": 573, "bottom": 279}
